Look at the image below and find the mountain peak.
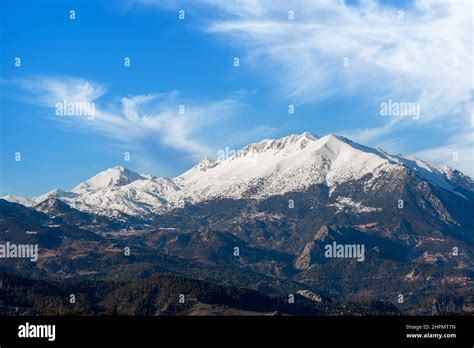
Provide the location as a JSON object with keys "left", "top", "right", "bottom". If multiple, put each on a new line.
{"left": 274, "top": 131, "right": 319, "bottom": 143}
{"left": 239, "top": 131, "right": 319, "bottom": 155}
{"left": 34, "top": 197, "right": 72, "bottom": 214}
{"left": 72, "top": 166, "right": 143, "bottom": 192}
{"left": 321, "top": 133, "right": 349, "bottom": 142}
{"left": 301, "top": 131, "right": 318, "bottom": 140}
{"left": 0, "top": 194, "right": 33, "bottom": 206}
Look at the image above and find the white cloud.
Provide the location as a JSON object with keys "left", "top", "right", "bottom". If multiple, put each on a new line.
{"left": 133, "top": 0, "right": 471, "bottom": 111}
{"left": 199, "top": 0, "right": 472, "bottom": 121}
{"left": 13, "top": 76, "right": 243, "bottom": 160}
{"left": 12, "top": 76, "right": 107, "bottom": 106}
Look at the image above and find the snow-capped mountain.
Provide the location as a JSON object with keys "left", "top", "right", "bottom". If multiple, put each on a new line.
{"left": 1, "top": 194, "right": 33, "bottom": 206}
{"left": 177, "top": 132, "right": 471, "bottom": 201}
{"left": 3, "top": 132, "right": 472, "bottom": 218}
{"left": 35, "top": 166, "right": 181, "bottom": 217}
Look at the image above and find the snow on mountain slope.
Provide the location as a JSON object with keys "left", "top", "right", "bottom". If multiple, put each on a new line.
{"left": 329, "top": 197, "right": 382, "bottom": 214}
{"left": 175, "top": 133, "right": 401, "bottom": 201}
{"left": 391, "top": 154, "right": 468, "bottom": 195}
{"left": 2, "top": 132, "right": 472, "bottom": 217}
{"left": 3, "top": 166, "right": 181, "bottom": 216}
{"left": 72, "top": 166, "right": 144, "bottom": 191}
{"left": 35, "top": 189, "right": 78, "bottom": 203}
{"left": 62, "top": 167, "right": 181, "bottom": 216}
{"left": 1, "top": 195, "right": 34, "bottom": 206}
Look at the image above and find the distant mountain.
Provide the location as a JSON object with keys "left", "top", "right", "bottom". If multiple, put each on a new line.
{"left": 4, "top": 132, "right": 472, "bottom": 219}
{"left": 0, "top": 199, "right": 102, "bottom": 256}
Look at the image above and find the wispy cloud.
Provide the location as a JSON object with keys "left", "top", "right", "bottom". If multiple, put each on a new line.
{"left": 135, "top": 0, "right": 471, "bottom": 114}
{"left": 201, "top": 0, "right": 471, "bottom": 119}
{"left": 11, "top": 76, "right": 243, "bottom": 161}
{"left": 11, "top": 76, "right": 107, "bottom": 106}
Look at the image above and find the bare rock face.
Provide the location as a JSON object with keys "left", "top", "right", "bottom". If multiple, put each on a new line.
{"left": 415, "top": 181, "right": 457, "bottom": 225}
{"left": 294, "top": 225, "right": 330, "bottom": 270}
{"left": 314, "top": 225, "right": 329, "bottom": 240}
{"left": 294, "top": 241, "right": 315, "bottom": 270}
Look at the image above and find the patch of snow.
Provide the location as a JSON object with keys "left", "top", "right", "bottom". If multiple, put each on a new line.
{"left": 329, "top": 197, "right": 382, "bottom": 213}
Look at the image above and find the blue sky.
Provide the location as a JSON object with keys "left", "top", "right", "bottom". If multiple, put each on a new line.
{"left": 0, "top": 0, "right": 472, "bottom": 196}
